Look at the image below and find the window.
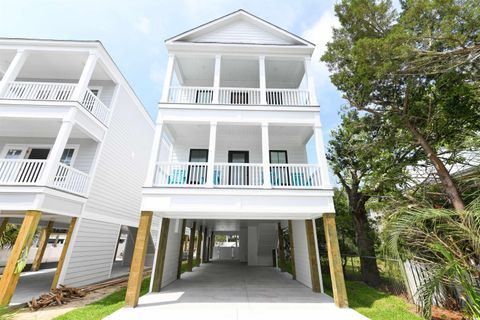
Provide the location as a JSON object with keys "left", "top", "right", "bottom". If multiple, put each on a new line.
{"left": 267, "top": 91, "right": 283, "bottom": 105}
{"left": 5, "top": 149, "right": 23, "bottom": 159}
{"left": 60, "top": 148, "right": 76, "bottom": 166}
{"left": 270, "top": 150, "right": 288, "bottom": 164}
{"left": 189, "top": 149, "right": 208, "bottom": 162}
{"left": 195, "top": 90, "right": 213, "bottom": 104}
{"left": 187, "top": 149, "right": 208, "bottom": 185}
{"left": 230, "top": 91, "right": 249, "bottom": 104}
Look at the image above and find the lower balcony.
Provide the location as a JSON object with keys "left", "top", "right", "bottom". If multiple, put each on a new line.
{"left": 0, "top": 159, "right": 90, "bottom": 196}
{"left": 153, "top": 162, "right": 323, "bottom": 189}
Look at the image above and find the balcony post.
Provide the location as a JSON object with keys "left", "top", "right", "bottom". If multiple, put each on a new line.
{"left": 261, "top": 122, "right": 272, "bottom": 188}
{"left": 259, "top": 56, "right": 267, "bottom": 105}
{"left": 212, "top": 55, "right": 221, "bottom": 104}
{"left": 206, "top": 121, "right": 217, "bottom": 187}
{"left": 304, "top": 57, "right": 318, "bottom": 105}
{"left": 0, "top": 49, "right": 29, "bottom": 97}
{"left": 72, "top": 52, "right": 97, "bottom": 101}
{"left": 313, "top": 123, "right": 331, "bottom": 188}
{"left": 145, "top": 122, "right": 164, "bottom": 187}
{"left": 40, "top": 108, "right": 77, "bottom": 186}
{"left": 161, "top": 54, "right": 175, "bottom": 103}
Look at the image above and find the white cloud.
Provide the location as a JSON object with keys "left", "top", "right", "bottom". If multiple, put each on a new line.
{"left": 134, "top": 16, "right": 151, "bottom": 35}
{"left": 301, "top": 10, "right": 340, "bottom": 86}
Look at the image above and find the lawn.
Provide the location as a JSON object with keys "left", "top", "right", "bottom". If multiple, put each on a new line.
{"left": 53, "top": 260, "right": 198, "bottom": 320}
{"left": 322, "top": 275, "right": 421, "bottom": 320}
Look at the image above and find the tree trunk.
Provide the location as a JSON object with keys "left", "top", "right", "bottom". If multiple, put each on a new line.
{"left": 405, "top": 120, "right": 465, "bottom": 211}
{"left": 348, "top": 189, "right": 381, "bottom": 287}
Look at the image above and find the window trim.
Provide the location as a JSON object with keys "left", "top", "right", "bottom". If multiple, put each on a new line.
{"left": 269, "top": 150, "right": 288, "bottom": 164}
{"left": 0, "top": 143, "right": 79, "bottom": 165}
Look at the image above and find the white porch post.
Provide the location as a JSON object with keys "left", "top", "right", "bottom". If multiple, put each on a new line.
{"left": 40, "top": 108, "right": 77, "bottom": 185}
{"left": 313, "top": 123, "right": 331, "bottom": 188}
{"left": 304, "top": 57, "right": 318, "bottom": 105}
{"left": 72, "top": 52, "right": 97, "bottom": 101}
{"left": 212, "top": 55, "right": 221, "bottom": 104}
{"left": 0, "top": 49, "right": 29, "bottom": 96}
{"left": 145, "top": 122, "right": 164, "bottom": 187}
{"left": 161, "top": 54, "right": 175, "bottom": 103}
{"left": 259, "top": 56, "right": 267, "bottom": 105}
{"left": 261, "top": 122, "right": 272, "bottom": 188}
{"left": 206, "top": 121, "right": 217, "bottom": 187}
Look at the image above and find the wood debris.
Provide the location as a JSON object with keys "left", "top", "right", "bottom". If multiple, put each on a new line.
{"left": 27, "top": 285, "right": 86, "bottom": 311}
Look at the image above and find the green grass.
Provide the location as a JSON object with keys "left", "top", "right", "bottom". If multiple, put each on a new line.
{"left": 53, "top": 260, "right": 200, "bottom": 320}
{"left": 53, "top": 277, "right": 150, "bottom": 320}
{"left": 322, "top": 275, "right": 421, "bottom": 320}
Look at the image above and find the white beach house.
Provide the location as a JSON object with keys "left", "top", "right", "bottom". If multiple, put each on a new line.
{"left": 0, "top": 38, "right": 155, "bottom": 305}
{"left": 124, "top": 10, "right": 348, "bottom": 311}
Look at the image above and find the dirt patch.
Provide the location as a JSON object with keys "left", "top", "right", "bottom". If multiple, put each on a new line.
{"left": 12, "top": 281, "right": 127, "bottom": 320}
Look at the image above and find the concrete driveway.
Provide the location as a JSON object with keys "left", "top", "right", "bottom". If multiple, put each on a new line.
{"left": 106, "top": 260, "right": 366, "bottom": 320}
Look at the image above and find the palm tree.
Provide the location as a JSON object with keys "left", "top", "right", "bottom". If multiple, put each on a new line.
{"left": 383, "top": 197, "right": 480, "bottom": 319}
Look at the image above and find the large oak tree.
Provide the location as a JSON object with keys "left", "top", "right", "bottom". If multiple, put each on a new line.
{"left": 322, "top": 0, "right": 480, "bottom": 211}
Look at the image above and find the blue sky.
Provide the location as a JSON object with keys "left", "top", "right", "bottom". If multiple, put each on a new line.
{"left": 0, "top": 0, "right": 345, "bottom": 163}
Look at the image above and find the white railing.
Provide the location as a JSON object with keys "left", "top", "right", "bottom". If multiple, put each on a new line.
{"left": 266, "top": 89, "right": 310, "bottom": 106}
{"left": 270, "top": 164, "right": 322, "bottom": 188}
{"left": 0, "top": 159, "right": 46, "bottom": 184}
{"left": 166, "top": 86, "right": 313, "bottom": 106}
{"left": 219, "top": 88, "right": 261, "bottom": 105}
{"left": 154, "top": 162, "right": 208, "bottom": 186}
{"left": 168, "top": 87, "right": 214, "bottom": 104}
{"left": 213, "top": 163, "right": 264, "bottom": 187}
{"left": 52, "top": 163, "right": 89, "bottom": 196}
{"left": 152, "top": 163, "right": 324, "bottom": 188}
{"left": 1, "top": 82, "right": 110, "bottom": 125}
{"left": 3, "top": 81, "right": 76, "bottom": 101}
{"left": 82, "top": 89, "right": 110, "bottom": 124}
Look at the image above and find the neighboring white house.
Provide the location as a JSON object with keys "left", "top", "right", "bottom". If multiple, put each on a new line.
{"left": 127, "top": 10, "right": 347, "bottom": 309}
{"left": 0, "top": 38, "right": 155, "bottom": 305}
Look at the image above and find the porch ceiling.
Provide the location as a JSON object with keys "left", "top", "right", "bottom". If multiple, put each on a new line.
{"left": 165, "top": 123, "right": 313, "bottom": 146}
{"left": 0, "top": 118, "right": 91, "bottom": 139}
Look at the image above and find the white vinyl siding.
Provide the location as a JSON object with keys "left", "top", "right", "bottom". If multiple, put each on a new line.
{"left": 292, "top": 219, "right": 312, "bottom": 288}
{"left": 83, "top": 86, "right": 154, "bottom": 227}
{"left": 161, "top": 218, "right": 182, "bottom": 288}
{"left": 189, "top": 20, "right": 295, "bottom": 45}
{"left": 61, "top": 218, "right": 120, "bottom": 286}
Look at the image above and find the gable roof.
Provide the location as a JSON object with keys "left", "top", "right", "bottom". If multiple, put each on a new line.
{"left": 166, "top": 9, "right": 314, "bottom": 47}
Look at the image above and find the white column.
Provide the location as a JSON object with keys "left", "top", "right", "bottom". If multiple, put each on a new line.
{"left": 72, "top": 52, "right": 98, "bottom": 101}
{"left": 144, "top": 122, "right": 164, "bottom": 187}
{"left": 304, "top": 57, "right": 318, "bottom": 105}
{"left": 261, "top": 123, "right": 272, "bottom": 188}
{"left": 0, "top": 49, "right": 29, "bottom": 96}
{"left": 40, "top": 108, "right": 77, "bottom": 185}
{"left": 206, "top": 121, "right": 217, "bottom": 187}
{"left": 161, "top": 54, "right": 175, "bottom": 103}
{"left": 212, "top": 55, "right": 221, "bottom": 104}
{"left": 259, "top": 56, "right": 267, "bottom": 105}
{"left": 314, "top": 123, "right": 331, "bottom": 188}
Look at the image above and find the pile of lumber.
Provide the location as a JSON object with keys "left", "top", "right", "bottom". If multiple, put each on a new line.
{"left": 27, "top": 285, "right": 86, "bottom": 311}
{"left": 27, "top": 271, "right": 150, "bottom": 311}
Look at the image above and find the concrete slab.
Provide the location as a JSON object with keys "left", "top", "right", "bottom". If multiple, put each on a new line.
{"left": 106, "top": 260, "right": 367, "bottom": 320}
{"left": 10, "top": 268, "right": 56, "bottom": 305}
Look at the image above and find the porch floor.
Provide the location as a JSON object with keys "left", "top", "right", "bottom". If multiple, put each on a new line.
{"left": 106, "top": 260, "right": 366, "bottom": 320}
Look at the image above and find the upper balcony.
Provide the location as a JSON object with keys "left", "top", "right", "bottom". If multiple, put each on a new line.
{"left": 161, "top": 55, "right": 318, "bottom": 108}
{"left": 0, "top": 48, "right": 117, "bottom": 126}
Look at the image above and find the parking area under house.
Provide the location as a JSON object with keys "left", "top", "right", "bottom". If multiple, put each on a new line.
{"left": 107, "top": 260, "right": 366, "bottom": 320}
